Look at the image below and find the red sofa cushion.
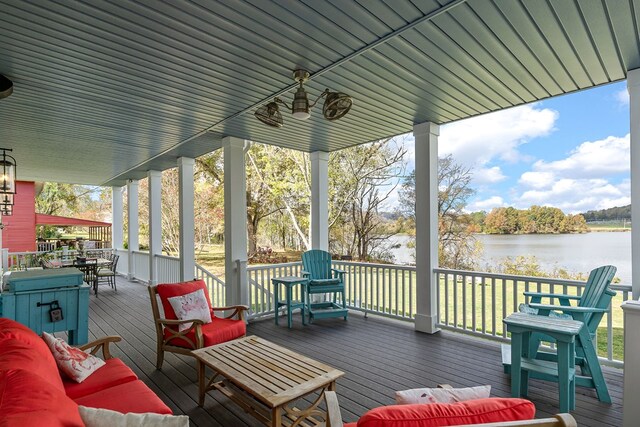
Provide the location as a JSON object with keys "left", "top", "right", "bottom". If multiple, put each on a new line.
{"left": 0, "top": 339, "right": 64, "bottom": 391}
{"left": 0, "top": 369, "right": 84, "bottom": 427}
{"left": 164, "top": 316, "right": 246, "bottom": 349}
{"left": 356, "top": 398, "right": 535, "bottom": 427}
{"left": 74, "top": 379, "right": 173, "bottom": 414}
{"left": 64, "top": 358, "right": 138, "bottom": 399}
{"left": 0, "top": 318, "right": 54, "bottom": 360}
{"left": 156, "top": 280, "right": 214, "bottom": 320}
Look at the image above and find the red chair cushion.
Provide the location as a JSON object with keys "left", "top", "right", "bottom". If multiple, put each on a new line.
{"left": 0, "top": 369, "right": 84, "bottom": 427}
{"left": 63, "top": 358, "right": 138, "bottom": 399}
{"left": 356, "top": 398, "right": 535, "bottom": 427}
{"left": 164, "top": 316, "right": 246, "bottom": 349}
{"left": 73, "top": 379, "right": 173, "bottom": 414}
{"left": 0, "top": 339, "right": 64, "bottom": 391}
{"left": 156, "top": 280, "right": 213, "bottom": 320}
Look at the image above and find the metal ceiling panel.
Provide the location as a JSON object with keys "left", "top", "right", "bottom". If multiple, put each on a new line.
{"left": 0, "top": 0, "right": 636, "bottom": 187}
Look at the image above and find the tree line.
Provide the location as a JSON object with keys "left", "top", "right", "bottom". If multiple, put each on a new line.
{"left": 581, "top": 204, "right": 630, "bottom": 222}
{"left": 471, "top": 206, "right": 588, "bottom": 235}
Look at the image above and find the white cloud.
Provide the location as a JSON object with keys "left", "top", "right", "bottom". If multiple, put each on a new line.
{"left": 439, "top": 104, "right": 558, "bottom": 168}
{"left": 518, "top": 171, "right": 555, "bottom": 189}
{"left": 514, "top": 134, "right": 631, "bottom": 213}
{"left": 615, "top": 89, "right": 630, "bottom": 107}
{"left": 516, "top": 178, "right": 629, "bottom": 213}
{"left": 467, "top": 196, "right": 506, "bottom": 212}
{"left": 474, "top": 166, "right": 506, "bottom": 184}
{"left": 532, "top": 134, "right": 629, "bottom": 179}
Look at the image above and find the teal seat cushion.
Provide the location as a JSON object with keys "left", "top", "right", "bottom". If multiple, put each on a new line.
{"left": 309, "top": 278, "right": 341, "bottom": 286}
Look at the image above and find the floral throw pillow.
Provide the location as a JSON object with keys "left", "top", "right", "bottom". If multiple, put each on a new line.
{"left": 167, "top": 288, "right": 212, "bottom": 332}
{"left": 395, "top": 385, "right": 491, "bottom": 405}
{"left": 42, "top": 332, "right": 106, "bottom": 383}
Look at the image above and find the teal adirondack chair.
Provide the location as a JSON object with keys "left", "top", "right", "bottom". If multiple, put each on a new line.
{"left": 504, "top": 265, "right": 616, "bottom": 403}
{"left": 301, "top": 250, "right": 349, "bottom": 322}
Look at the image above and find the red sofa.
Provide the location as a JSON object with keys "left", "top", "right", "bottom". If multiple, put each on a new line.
{"left": 0, "top": 317, "right": 172, "bottom": 426}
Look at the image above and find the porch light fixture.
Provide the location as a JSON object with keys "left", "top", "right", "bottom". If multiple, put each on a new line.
{"left": 0, "top": 204, "right": 12, "bottom": 216}
{"left": 0, "top": 148, "right": 16, "bottom": 195}
{"left": 0, "top": 74, "right": 12, "bottom": 99}
{"left": 0, "top": 193, "right": 13, "bottom": 207}
{"left": 254, "top": 69, "right": 352, "bottom": 128}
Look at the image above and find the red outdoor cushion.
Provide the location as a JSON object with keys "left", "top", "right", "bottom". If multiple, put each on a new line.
{"left": 156, "top": 280, "right": 214, "bottom": 320}
{"left": 63, "top": 358, "right": 138, "bottom": 399}
{"left": 0, "top": 318, "right": 54, "bottom": 360}
{"left": 164, "top": 316, "right": 246, "bottom": 349}
{"left": 73, "top": 379, "right": 173, "bottom": 414}
{"left": 356, "top": 398, "right": 535, "bottom": 427}
{"left": 0, "top": 369, "right": 84, "bottom": 427}
{"left": 0, "top": 339, "right": 64, "bottom": 391}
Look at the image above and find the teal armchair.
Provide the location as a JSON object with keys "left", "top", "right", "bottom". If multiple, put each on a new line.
{"left": 301, "top": 250, "right": 348, "bottom": 322}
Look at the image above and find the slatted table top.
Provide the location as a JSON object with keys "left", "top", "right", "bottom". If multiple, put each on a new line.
{"left": 193, "top": 335, "right": 344, "bottom": 408}
{"left": 503, "top": 312, "right": 583, "bottom": 335}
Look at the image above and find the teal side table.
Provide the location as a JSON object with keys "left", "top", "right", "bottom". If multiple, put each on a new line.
{"left": 272, "top": 276, "right": 308, "bottom": 328}
{"left": 503, "top": 312, "right": 582, "bottom": 413}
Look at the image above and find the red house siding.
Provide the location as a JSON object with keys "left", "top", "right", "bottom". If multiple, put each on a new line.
{"left": 3, "top": 181, "right": 36, "bottom": 252}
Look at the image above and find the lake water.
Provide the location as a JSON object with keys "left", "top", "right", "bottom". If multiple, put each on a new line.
{"left": 388, "top": 232, "right": 632, "bottom": 285}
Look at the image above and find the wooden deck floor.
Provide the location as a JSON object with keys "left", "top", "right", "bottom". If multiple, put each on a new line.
{"left": 85, "top": 277, "right": 623, "bottom": 426}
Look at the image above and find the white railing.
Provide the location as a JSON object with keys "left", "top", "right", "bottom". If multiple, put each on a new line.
{"left": 156, "top": 254, "right": 181, "bottom": 284}
{"left": 335, "top": 260, "right": 416, "bottom": 320}
{"left": 247, "top": 261, "right": 417, "bottom": 321}
{"left": 36, "top": 241, "right": 57, "bottom": 252}
{"left": 196, "top": 263, "right": 226, "bottom": 307}
{"left": 435, "top": 268, "right": 631, "bottom": 367}
{"left": 114, "top": 249, "right": 128, "bottom": 275}
{"left": 132, "top": 251, "right": 150, "bottom": 283}
{"left": 7, "top": 248, "right": 114, "bottom": 270}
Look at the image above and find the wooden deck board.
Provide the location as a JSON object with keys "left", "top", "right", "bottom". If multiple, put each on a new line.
{"left": 80, "top": 277, "right": 622, "bottom": 426}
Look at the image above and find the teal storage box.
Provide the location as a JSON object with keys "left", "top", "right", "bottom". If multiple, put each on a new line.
{"left": 1, "top": 269, "right": 89, "bottom": 345}
{"left": 6, "top": 268, "right": 84, "bottom": 291}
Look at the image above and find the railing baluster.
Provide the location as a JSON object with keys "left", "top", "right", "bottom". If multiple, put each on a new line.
{"left": 444, "top": 272, "right": 449, "bottom": 325}
{"left": 471, "top": 275, "right": 476, "bottom": 333}
{"left": 481, "top": 276, "right": 486, "bottom": 334}
{"left": 462, "top": 274, "right": 467, "bottom": 330}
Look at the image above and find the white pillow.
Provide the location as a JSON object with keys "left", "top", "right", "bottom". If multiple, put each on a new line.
{"left": 167, "top": 288, "right": 212, "bottom": 331}
{"left": 42, "top": 331, "right": 106, "bottom": 383}
{"left": 395, "top": 385, "right": 491, "bottom": 405}
{"left": 78, "top": 406, "right": 189, "bottom": 427}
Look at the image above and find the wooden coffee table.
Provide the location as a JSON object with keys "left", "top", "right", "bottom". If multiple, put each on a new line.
{"left": 193, "top": 335, "right": 344, "bottom": 427}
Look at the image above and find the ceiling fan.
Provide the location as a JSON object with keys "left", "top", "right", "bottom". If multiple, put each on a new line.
{"left": 254, "top": 69, "right": 352, "bottom": 128}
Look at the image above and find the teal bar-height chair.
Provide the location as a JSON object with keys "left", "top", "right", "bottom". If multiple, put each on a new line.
{"left": 504, "top": 264, "right": 617, "bottom": 404}
{"left": 301, "top": 250, "right": 349, "bottom": 322}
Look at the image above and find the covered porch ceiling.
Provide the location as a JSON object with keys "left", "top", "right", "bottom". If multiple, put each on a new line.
{"left": 0, "top": 0, "right": 637, "bottom": 187}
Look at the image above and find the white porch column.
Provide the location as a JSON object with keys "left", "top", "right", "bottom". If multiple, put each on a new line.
{"left": 178, "top": 157, "right": 195, "bottom": 282}
{"left": 111, "top": 186, "right": 124, "bottom": 249}
{"left": 622, "top": 300, "right": 640, "bottom": 426}
{"left": 628, "top": 68, "right": 640, "bottom": 299}
{"left": 413, "top": 121, "right": 440, "bottom": 334}
{"left": 310, "top": 151, "right": 329, "bottom": 251}
{"left": 148, "top": 170, "right": 162, "bottom": 286}
{"left": 126, "top": 180, "right": 139, "bottom": 281}
{"left": 223, "top": 137, "right": 248, "bottom": 307}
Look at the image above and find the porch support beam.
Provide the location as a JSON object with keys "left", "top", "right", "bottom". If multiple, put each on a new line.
{"left": 111, "top": 186, "right": 124, "bottom": 249}
{"left": 126, "top": 180, "right": 139, "bottom": 281}
{"left": 148, "top": 170, "right": 162, "bottom": 286}
{"left": 178, "top": 157, "right": 195, "bottom": 282}
{"left": 413, "top": 121, "right": 440, "bottom": 334}
{"left": 224, "top": 136, "right": 249, "bottom": 308}
{"left": 629, "top": 68, "right": 640, "bottom": 299}
{"left": 310, "top": 151, "right": 329, "bottom": 251}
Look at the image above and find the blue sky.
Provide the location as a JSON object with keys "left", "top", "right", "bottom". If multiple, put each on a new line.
{"left": 393, "top": 80, "right": 631, "bottom": 214}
